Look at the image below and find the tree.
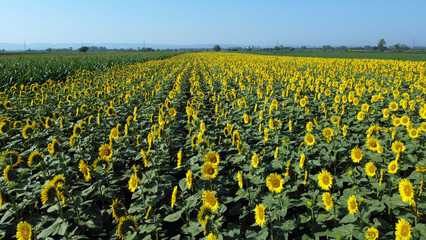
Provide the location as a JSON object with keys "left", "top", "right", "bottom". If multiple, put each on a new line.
{"left": 79, "top": 46, "right": 89, "bottom": 53}
{"left": 213, "top": 45, "right": 221, "bottom": 52}
{"left": 393, "top": 43, "right": 400, "bottom": 52}
{"left": 378, "top": 39, "right": 386, "bottom": 52}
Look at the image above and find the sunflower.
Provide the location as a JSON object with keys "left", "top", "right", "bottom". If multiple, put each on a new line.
{"left": 351, "top": 147, "right": 363, "bottom": 163}
{"left": 110, "top": 127, "right": 120, "bottom": 140}
{"left": 117, "top": 216, "right": 138, "bottom": 240}
{"left": 52, "top": 174, "right": 66, "bottom": 187}
{"left": 201, "top": 162, "right": 218, "bottom": 179}
{"left": 3, "top": 165, "right": 13, "bottom": 183}
{"left": 304, "top": 133, "right": 315, "bottom": 146}
{"left": 93, "top": 155, "right": 111, "bottom": 173}
{"left": 361, "top": 103, "right": 370, "bottom": 112}
{"left": 306, "top": 121, "right": 314, "bottom": 132}
{"left": 205, "top": 151, "right": 220, "bottom": 165}
{"left": 206, "top": 233, "right": 218, "bottom": 240}
{"left": 16, "top": 221, "right": 32, "bottom": 240}
{"left": 347, "top": 195, "right": 358, "bottom": 214}
{"left": 0, "top": 150, "right": 21, "bottom": 167}
{"left": 401, "top": 115, "right": 410, "bottom": 126}
{"left": 365, "top": 227, "right": 379, "bottom": 240}
{"left": 382, "top": 108, "right": 390, "bottom": 118}
{"left": 99, "top": 143, "right": 113, "bottom": 159}
{"left": 317, "top": 170, "right": 333, "bottom": 191}
{"left": 197, "top": 205, "right": 213, "bottom": 225}
{"left": 110, "top": 198, "right": 128, "bottom": 221}
{"left": 200, "top": 121, "right": 206, "bottom": 133}
{"left": 79, "top": 160, "right": 91, "bottom": 182}
{"left": 0, "top": 190, "right": 2, "bottom": 207}
{"left": 365, "top": 138, "right": 380, "bottom": 152}
{"left": 365, "top": 162, "right": 376, "bottom": 177}
{"left": 171, "top": 185, "right": 178, "bottom": 208}
{"left": 186, "top": 170, "right": 192, "bottom": 190}
{"left": 22, "top": 124, "right": 33, "bottom": 139}
{"left": 357, "top": 111, "right": 365, "bottom": 121}
{"left": 237, "top": 171, "right": 244, "bottom": 189}
{"left": 128, "top": 173, "right": 139, "bottom": 193}
{"left": 392, "top": 141, "right": 406, "bottom": 154}
{"left": 264, "top": 128, "right": 269, "bottom": 142}
{"left": 254, "top": 204, "right": 266, "bottom": 226}
{"left": 399, "top": 179, "right": 414, "bottom": 203}
{"left": 47, "top": 139, "right": 59, "bottom": 155}
{"left": 388, "top": 160, "right": 398, "bottom": 174}
{"left": 0, "top": 121, "right": 8, "bottom": 134}
{"left": 106, "top": 106, "right": 116, "bottom": 117}
{"left": 252, "top": 152, "right": 260, "bottom": 168}
{"left": 322, "top": 192, "right": 333, "bottom": 211}
{"left": 69, "top": 134, "right": 78, "bottom": 148}
{"left": 177, "top": 149, "right": 182, "bottom": 168}
{"left": 299, "top": 153, "right": 305, "bottom": 168}
{"left": 389, "top": 101, "right": 398, "bottom": 111}
{"left": 266, "top": 173, "right": 284, "bottom": 193}
{"left": 408, "top": 128, "right": 419, "bottom": 139}
{"left": 395, "top": 218, "right": 412, "bottom": 240}
{"left": 202, "top": 190, "right": 219, "bottom": 212}
{"left": 40, "top": 181, "right": 58, "bottom": 205}
{"left": 66, "top": 94, "right": 72, "bottom": 103}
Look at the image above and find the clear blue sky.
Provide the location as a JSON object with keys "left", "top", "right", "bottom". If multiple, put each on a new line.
{"left": 1, "top": 0, "right": 425, "bottom": 47}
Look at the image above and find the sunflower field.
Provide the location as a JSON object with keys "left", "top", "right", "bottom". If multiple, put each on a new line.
{"left": 0, "top": 53, "right": 426, "bottom": 240}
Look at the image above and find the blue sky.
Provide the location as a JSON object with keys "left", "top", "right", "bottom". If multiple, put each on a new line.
{"left": 1, "top": 0, "right": 425, "bottom": 47}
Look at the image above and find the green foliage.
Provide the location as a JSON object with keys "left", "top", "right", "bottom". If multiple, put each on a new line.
{"left": 0, "top": 51, "right": 182, "bottom": 89}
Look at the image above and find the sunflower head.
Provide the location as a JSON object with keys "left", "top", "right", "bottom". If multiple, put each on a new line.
{"left": 391, "top": 141, "right": 406, "bottom": 154}
{"left": 365, "top": 162, "right": 376, "bottom": 177}
{"left": 202, "top": 190, "right": 219, "bottom": 212}
{"left": 322, "top": 192, "right": 333, "bottom": 211}
{"left": 169, "top": 108, "right": 176, "bottom": 117}
{"left": 47, "top": 139, "right": 60, "bottom": 155}
{"left": 351, "top": 147, "right": 363, "bottom": 163}
{"left": 3, "top": 165, "right": 16, "bottom": 183}
{"left": 78, "top": 160, "right": 91, "bottom": 182}
{"left": 266, "top": 173, "right": 284, "bottom": 193}
{"left": 41, "top": 181, "right": 58, "bottom": 205}
{"left": 16, "top": 221, "right": 32, "bottom": 240}
{"left": 389, "top": 101, "right": 398, "bottom": 111}
{"left": 186, "top": 170, "right": 192, "bottom": 190}
{"left": 254, "top": 204, "right": 266, "bottom": 226}
{"left": 237, "top": 171, "right": 243, "bottom": 189}
{"left": 117, "top": 216, "right": 138, "bottom": 240}
{"left": 399, "top": 179, "right": 414, "bottom": 203}
{"left": 304, "top": 133, "right": 315, "bottom": 146}
{"left": 365, "top": 138, "right": 380, "bottom": 152}
{"left": 106, "top": 106, "right": 116, "bottom": 117}
{"left": 365, "top": 227, "right": 379, "bottom": 240}
{"left": 128, "top": 173, "right": 139, "bottom": 193}
{"left": 395, "top": 218, "right": 412, "bottom": 240}
{"left": 205, "top": 151, "right": 220, "bottom": 165}
{"left": 252, "top": 153, "right": 260, "bottom": 168}
{"left": 197, "top": 205, "right": 213, "bottom": 226}
{"left": 99, "top": 143, "right": 113, "bottom": 159}
{"left": 318, "top": 170, "right": 333, "bottom": 191}
{"left": 347, "top": 195, "right": 358, "bottom": 214}
{"left": 201, "top": 162, "right": 218, "bottom": 179}
{"left": 0, "top": 150, "right": 21, "bottom": 167}
{"left": 110, "top": 199, "right": 128, "bottom": 221}
{"left": 93, "top": 155, "right": 111, "bottom": 173}
{"left": 408, "top": 128, "right": 419, "bottom": 139}
{"left": 388, "top": 160, "right": 398, "bottom": 174}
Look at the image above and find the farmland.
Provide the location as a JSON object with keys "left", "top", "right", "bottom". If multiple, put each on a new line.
{"left": 0, "top": 52, "right": 426, "bottom": 239}
{"left": 0, "top": 51, "right": 182, "bottom": 89}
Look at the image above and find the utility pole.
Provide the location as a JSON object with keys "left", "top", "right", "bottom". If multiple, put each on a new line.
{"left": 412, "top": 38, "right": 415, "bottom": 50}
{"left": 24, "top": 41, "right": 26, "bottom": 51}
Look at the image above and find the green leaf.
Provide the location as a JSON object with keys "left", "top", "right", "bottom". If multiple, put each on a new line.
{"left": 163, "top": 210, "right": 183, "bottom": 222}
